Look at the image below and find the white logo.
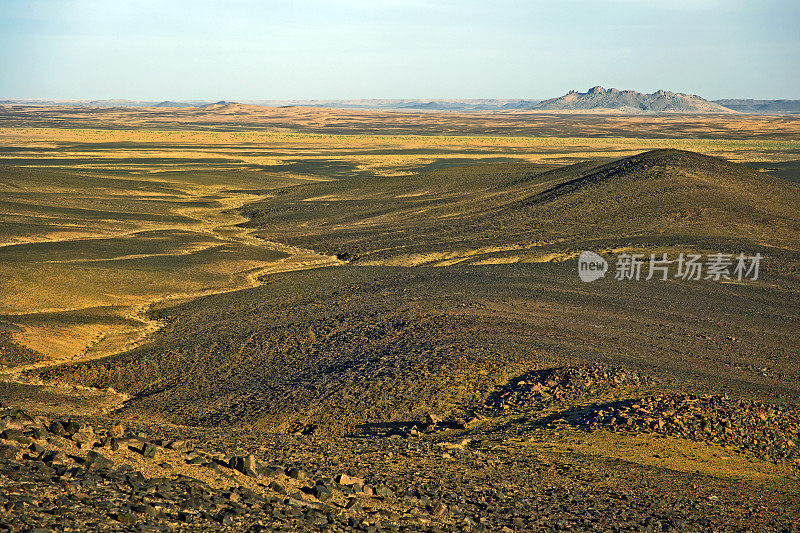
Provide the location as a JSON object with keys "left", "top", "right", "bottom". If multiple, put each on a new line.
{"left": 578, "top": 251, "right": 608, "bottom": 282}
{"left": 577, "top": 250, "right": 761, "bottom": 282}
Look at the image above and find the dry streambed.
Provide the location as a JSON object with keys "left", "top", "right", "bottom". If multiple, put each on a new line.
{"left": 1, "top": 362, "right": 798, "bottom": 532}
{"left": 0, "top": 185, "right": 342, "bottom": 416}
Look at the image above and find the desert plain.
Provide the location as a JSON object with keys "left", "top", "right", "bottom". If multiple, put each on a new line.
{"left": 0, "top": 104, "right": 799, "bottom": 532}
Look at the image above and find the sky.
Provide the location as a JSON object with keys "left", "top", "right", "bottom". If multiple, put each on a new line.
{"left": 0, "top": 0, "right": 798, "bottom": 101}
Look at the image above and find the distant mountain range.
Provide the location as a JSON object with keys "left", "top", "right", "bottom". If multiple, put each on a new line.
{"left": 256, "top": 99, "right": 544, "bottom": 111}
{"left": 0, "top": 98, "right": 543, "bottom": 112}
{"left": 2, "top": 91, "right": 799, "bottom": 114}
{"left": 712, "top": 99, "right": 800, "bottom": 114}
{"left": 533, "top": 86, "right": 734, "bottom": 113}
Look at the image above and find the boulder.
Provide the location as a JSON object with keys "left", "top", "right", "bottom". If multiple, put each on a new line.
{"left": 85, "top": 450, "right": 114, "bottom": 470}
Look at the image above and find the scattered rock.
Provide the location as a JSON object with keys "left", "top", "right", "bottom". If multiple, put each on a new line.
{"left": 579, "top": 394, "right": 800, "bottom": 463}
{"left": 488, "top": 365, "right": 645, "bottom": 412}
{"left": 287, "top": 467, "right": 309, "bottom": 480}
{"left": 0, "top": 444, "right": 19, "bottom": 460}
{"left": 335, "top": 473, "right": 364, "bottom": 486}
{"left": 115, "top": 511, "right": 138, "bottom": 526}
{"left": 426, "top": 413, "right": 442, "bottom": 426}
{"left": 374, "top": 485, "right": 393, "bottom": 499}
{"left": 312, "top": 484, "right": 332, "bottom": 501}
{"left": 141, "top": 442, "right": 157, "bottom": 459}
{"left": 84, "top": 450, "right": 114, "bottom": 470}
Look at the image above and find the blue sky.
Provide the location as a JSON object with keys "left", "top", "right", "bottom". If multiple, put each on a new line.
{"left": 1, "top": 0, "right": 797, "bottom": 100}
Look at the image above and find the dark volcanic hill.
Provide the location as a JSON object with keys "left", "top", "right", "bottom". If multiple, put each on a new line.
{"left": 38, "top": 150, "right": 800, "bottom": 435}
{"left": 534, "top": 86, "right": 736, "bottom": 113}
{"left": 241, "top": 149, "right": 800, "bottom": 264}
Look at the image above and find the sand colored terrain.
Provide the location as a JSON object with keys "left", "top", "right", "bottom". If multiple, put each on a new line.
{"left": 3, "top": 104, "right": 800, "bottom": 140}
{"left": 0, "top": 158, "right": 340, "bottom": 371}
{"left": 1, "top": 106, "right": 800, "bottom": 531}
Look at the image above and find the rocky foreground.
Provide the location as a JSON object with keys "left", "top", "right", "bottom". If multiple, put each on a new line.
{"left": 0, "top": 403, "right": 410, "bottom": 532}
{"left": 3, "top": 364, "right": 800, "bottom": 532}
{"left": 579, "top": 395, "right": 800, "bottom": 465}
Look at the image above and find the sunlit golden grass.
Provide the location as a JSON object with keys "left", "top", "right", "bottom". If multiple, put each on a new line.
{"left": 1, "top": 127, "right": 799, "bottom": 178}
{"left": 1, "top": 113, "right": 798, "bottom": 370}
{"left": 12, "top": 321, "right": 132, "bottom": 361}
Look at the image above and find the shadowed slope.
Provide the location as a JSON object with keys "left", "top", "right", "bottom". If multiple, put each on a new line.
{"left": 504, "top": 148, "right": 800, "bottom": 246}
{"left": 245, "top": 149, "right": 800, "bottom": 264}
{"left": 35, "top": 150, "right": 800, "bottom": 434}
{"left": 34, "top": 262, "right": 800, "bottom": 433}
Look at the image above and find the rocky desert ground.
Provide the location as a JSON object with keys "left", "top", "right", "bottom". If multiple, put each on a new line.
{"left": 0, "top": 104, "right": 799, "bottom": 532}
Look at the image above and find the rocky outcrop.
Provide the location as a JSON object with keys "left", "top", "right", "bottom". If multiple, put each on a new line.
{"left": 533, "top": 87, "right": 737, "bottom": 113}
{"left": 578, "top": 394, "right": 800, "bottom": 465}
